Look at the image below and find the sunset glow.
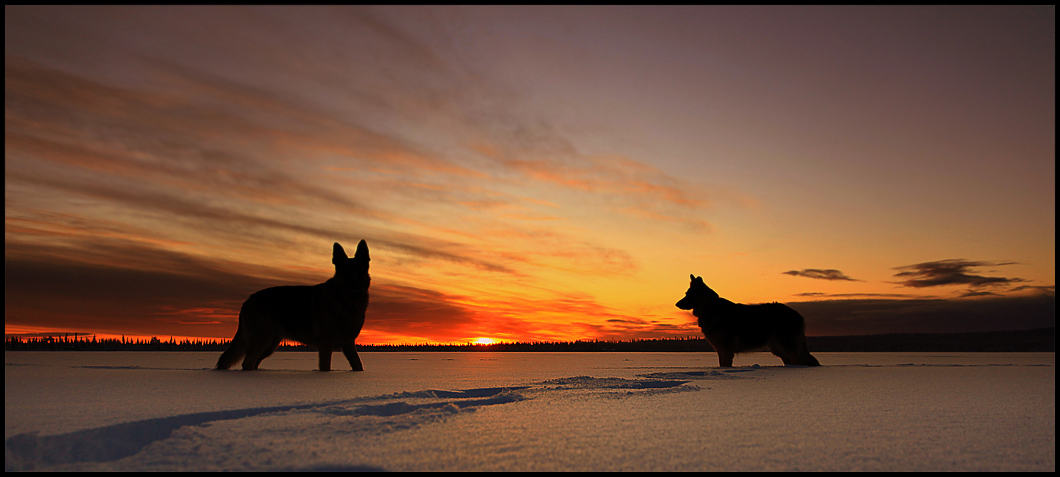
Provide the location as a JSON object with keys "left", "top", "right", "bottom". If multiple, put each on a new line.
{"left": 5, "top": 6, "right": 1054, "bottom": 345}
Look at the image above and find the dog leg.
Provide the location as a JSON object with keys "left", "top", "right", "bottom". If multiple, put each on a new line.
{"left": 341, "top": 343, "right": 363, "bottom": 371}
{"left": 318, "top": 348, "right": 333, "bottom": 371}
{"left": 242, "top": 339, "right": 268, "bottom": 370}
{"left": 769, "top": 343, "right": 794, "bottom": 365}
{"left": 254, "top": 337, "right": 282, "bottom": 369}
{"left": 796, "top": 336, "right": 821, "bottom": 366}
{"left": 717, "top": 349, "right": 735, "bottom": 368}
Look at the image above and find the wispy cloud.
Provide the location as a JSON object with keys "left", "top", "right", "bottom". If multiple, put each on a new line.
{"left": 892, "top": 259, "right": 1026, "bottom": 291}
{"left": 793, "top": 292, "right": 920, "bottom": 298}
{"left": 6, "top": 7, "right": 726, "bottom": 345}
{"left": 472, "top": 140, "right": 720, "bottom": 232}
{"left": 5, "top": 55, "right": 643, "bottom": 273}
{"left": 1008, "top": 285, "right": 1056, "bottom": 294}
{"left": 783, "top": 269, "right": 860, "bottom": 281}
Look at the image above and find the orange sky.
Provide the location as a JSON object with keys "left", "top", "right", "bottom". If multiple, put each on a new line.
{"left": 5, "top": 6, "right": 1055, "bottom": 345}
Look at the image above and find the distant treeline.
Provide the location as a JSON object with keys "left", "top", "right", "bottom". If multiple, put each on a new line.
{"left": 4, "top": 335, "right": 236, "bottom": 352}
{"left": 4, "top": 328, "right": 1054, "bottom": 352}
{"left": 360, "top": 337, "right": 710, "bottom": 353}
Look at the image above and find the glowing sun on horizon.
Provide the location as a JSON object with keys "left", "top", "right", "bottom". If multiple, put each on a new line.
{"left": 472, "top": 337, "right": 497, "bottom": 345}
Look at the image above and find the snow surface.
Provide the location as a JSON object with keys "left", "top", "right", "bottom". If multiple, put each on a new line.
{"left": 5, "top": 351, "right": 1054, "bottom": 471}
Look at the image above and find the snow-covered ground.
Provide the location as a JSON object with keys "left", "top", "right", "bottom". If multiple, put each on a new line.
{"left": 5, "top": 351, "right": 1054, "bottom": 471}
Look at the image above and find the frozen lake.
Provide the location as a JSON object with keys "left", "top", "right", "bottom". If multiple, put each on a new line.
{"left": 5, "top": 351, "right": 1055, "bottom": 471}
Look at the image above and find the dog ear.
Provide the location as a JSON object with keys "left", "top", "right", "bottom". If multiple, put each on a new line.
{"left": 694, "top": 276, "right": 705, "bottom": 284}
{"left": 353, "top": 239, "right": 370, "bottom": 262}
{"left": 332, "top": 243, "right": 348, "bottom": 265}
{"left": 690, "top": 274, "right": 695, "bottom": 281}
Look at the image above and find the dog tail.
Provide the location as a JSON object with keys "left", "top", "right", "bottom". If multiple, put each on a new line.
{"left": 215, "top": 329, "right": 248, "bottom": 370}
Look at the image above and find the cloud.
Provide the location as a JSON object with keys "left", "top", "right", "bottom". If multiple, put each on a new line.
{"left": 500, "top": 155, "right": 708, "bottom": 208}
{"left": 7, "top": 61, "right": 598, "bottom": 278}
{"left": 3, "top": 234, "right": 645, "bottom": 344}
{"left": 794, "top": 292, "right": 920, "bottom": 298}
{"left": 5, "top": 37, "right": 654, "bottom": 279}
{"left": 892, "top": 259, "right": 1026, "bottom": 290}
{"left": 4, "top": 57, "right": 469, "bottom": 203}
{"left": 357, "top": 284, "right": 485, "bottom": 342}
{"left": 1008, "top": 285, "right": 1056, "bottom": 294}
{"left": 3, "top": 239, "right": 498, "bottom": 343}
{"left": 789, "top": 292, "right": 1055, "bottom": 336}
{"left": 474, "top": 143, "right": 719, "bottom": 231}
{"left": 4, "top": 245, "right": 276, "bottom": 339}
{"left": 783, "top": 269, "right": 860, "bottom": 281}
{"left": 4, "top": 6, "right": 758, "bottom": 345}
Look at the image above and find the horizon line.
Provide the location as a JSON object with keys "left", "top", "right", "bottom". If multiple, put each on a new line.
{"left": 6, "top": 326, "right": 1055, "bottom": 348}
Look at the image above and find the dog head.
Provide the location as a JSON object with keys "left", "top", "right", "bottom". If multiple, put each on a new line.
{"left": 332, "top": 240, "right": 371, "bottom": 289}
{"left": 675, "top": 274, "right": 720, "bottom": 310}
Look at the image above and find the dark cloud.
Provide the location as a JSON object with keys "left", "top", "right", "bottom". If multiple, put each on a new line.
{"left": 783, "top": 269, "right": 860, "bottom": 281}
{"left": 360, "top": 284, "right": 484, "bottom": 341}
{"left": 1009, "top": 285, "right": 1056, "bottom": 294}
{"left": 785, "top": 260, "right": 1048, "bottom": 335}
{"left": 892, "top": 259, "right": 1026, "bottom": 289}
{"left": 3, "top": 240, "right": 499, "bottom": 342}
{"left": 593, "top": 316, "right": 701, "bottom": 340}
{"left": 789, "top": 292, "right": 1055, "bottom": 336}
{"left": 5, "top": 237, "right": 632, "bottom": 344}
{"left": 794, "top": 292, "right": 921, "bottom": 298}
{"left": 4, "top": 248, "right": 276, "bottom": 339}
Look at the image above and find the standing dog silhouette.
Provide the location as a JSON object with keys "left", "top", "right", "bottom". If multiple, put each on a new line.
{"left": 676, "top": 275, "right": 819, "bottom": 367}
{"left": 216, "top": 240, "right": 370, "bottom": 371}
